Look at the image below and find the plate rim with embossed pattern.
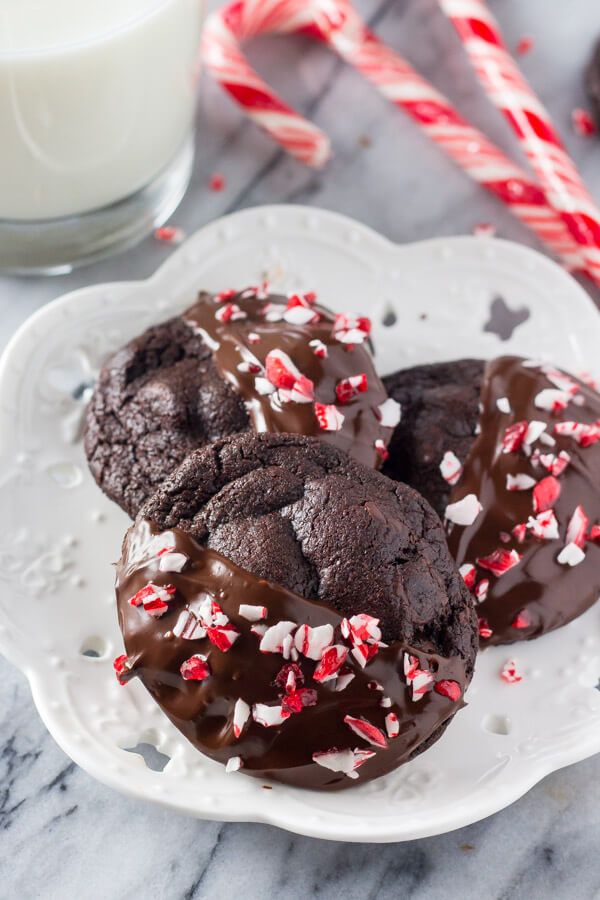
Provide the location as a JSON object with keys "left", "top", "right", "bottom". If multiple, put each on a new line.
{"left": 0, "top": 205, "right": 599, "bottom": 843}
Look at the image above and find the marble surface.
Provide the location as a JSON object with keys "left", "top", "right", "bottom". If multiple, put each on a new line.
{"left": 1, "top": 1, "right": 600, "bottom": 896}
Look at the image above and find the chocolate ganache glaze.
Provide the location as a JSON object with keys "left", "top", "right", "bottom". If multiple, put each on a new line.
{"left": 445, "top": 356, "right": 600, "bottom": 646}
{"left": 116, "top": 521, "right": 467, "bottom": 790}
{"left": 183, "top": 289, "right": 397, "bottom": 470}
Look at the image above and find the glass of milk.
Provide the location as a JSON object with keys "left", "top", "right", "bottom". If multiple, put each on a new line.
{"left": 0, "top": 0, "right": 203, "bottom": 273}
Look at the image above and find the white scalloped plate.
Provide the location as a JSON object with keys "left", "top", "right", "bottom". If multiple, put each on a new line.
{"left": 1, "top": 206, "right": 599, "bottom": 843}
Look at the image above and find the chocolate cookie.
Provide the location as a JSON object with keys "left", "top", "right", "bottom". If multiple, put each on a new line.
{"left": 384, "top": 357, "right": 600, "bottom": 646}
{"left": 115, "top": 433, "right": 478, "bottom": 790}
{"left": 85, "top": 289, "right": 397, "bottom": 517}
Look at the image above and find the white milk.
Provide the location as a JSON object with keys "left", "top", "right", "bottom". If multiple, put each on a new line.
{"left": 0, "top": 0, "right": 203, "bottom": 220}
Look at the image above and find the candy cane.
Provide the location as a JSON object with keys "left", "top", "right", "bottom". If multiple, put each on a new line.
{"left": 439, "top": 0, "right": 600, "bottom": 281}
{"left": 201, "top": 0, "right": 587, "bottom": 275}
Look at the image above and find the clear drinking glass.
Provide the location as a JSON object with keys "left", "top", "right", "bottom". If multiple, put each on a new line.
{"left": 0, "top": 0, "right": 203, "bottom": 274}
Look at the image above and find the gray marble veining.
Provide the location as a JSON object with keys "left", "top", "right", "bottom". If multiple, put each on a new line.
{"left": 1, "top": 1, "right": 600, "bottom": 897}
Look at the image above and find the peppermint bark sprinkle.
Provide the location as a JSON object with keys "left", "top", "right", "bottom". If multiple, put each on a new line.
{"left": 183, "top": 290, "right": 393, "bottom": 469}
{"left": 444, "top": 356, "right": 600, "bottom": 646}
{"left": 115, "top": 520, "right": 467, "bottom": 791}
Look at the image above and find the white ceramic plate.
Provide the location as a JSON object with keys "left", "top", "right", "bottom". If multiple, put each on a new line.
{"left": 1, "top": 206, "right": 599, "bottom": 843}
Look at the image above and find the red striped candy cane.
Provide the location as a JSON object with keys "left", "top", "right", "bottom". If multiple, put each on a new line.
{"left": 439, "top": 0, "right": 600, "bottom": 281}
{"left": 202, "top": 0, "right": 587, "bottom": 275}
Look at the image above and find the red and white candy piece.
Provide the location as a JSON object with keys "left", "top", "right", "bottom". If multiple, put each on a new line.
{"left": 215, "top": 302, "right": 247, "bottom": 323}
{"left": 385, "top": 712, "right": 399, "bottom": 738}
{"left": 534, "top": 389, "right": 571, "bottom": 413}
{"left": 312, "top": 747, "right": 375, "bottom": 779}
{"left": 252, "top": 703, "right": 290, "bottom": 728}
{"left": 308, "top": 339, "right": 328, "bottom": 359}
{"left": 404, "top": 653, "right": 434, "bottom": 700}
{"left": 334, "top": 670, "right": 356, "bottom": 692}
{"left": 344, "top": 613, "right": 382, "bottom": 645}
{"left": 459, "top": 563, "right": 476, "bottom": 590}
{"left": 377, "top": 398, "right": 402, "bottom": 428}
{"left": 294, "top": 623, "right": 334, "bottom": 660}
{"left": 335, "top": 374, "right": 368, "bottom": 405}
{"left": 332, "top": 313, "right": 371, "bottom": 345}
{"left": 590, "top": 524, "right": 600, "bottom": 543}
{"left": 180, "top": 654, "right": 210, "bottom": 681}
{"left": 440, "top": 450, "right": 463, "bottom": 486}
{"left": 527, "top": 510, "right": 559, "bottom": 541}
{"left": 479, "top": 617, "right": 493, "bottom": 639}
{"left": 283, "top": 293, "right": 320, "bottom": 325}
{"left": 129, "top": 582, "right": 176, "bottom": 617}
{"left": 557, "top": 543, "right": 586, "bottom": 567}
{"left": 538, "top": 450, "right": 571, "bottom": 476}
{"left": 265, "top": 349, "right": 315, "bottom": 403}
{"left": 477, "top": 549, "right": 522, "bottom": 577}
{"left": 344, "top": 715, "right": 387, "bottom": 748}
{"left": 313, "top": 644, "right": 348, "bottom": 682}
{"left": 512, "top": 610, "right": 531, "bottom": 630}
{"left": 154, "top": 225, "right": 185, "bottom": 244}
{"left": 502, "top": 420, "right": 528, "bottom": 453}
{"left": 500, "top": 659, "right": 523, "bottom": 684}
{"left": 238, "top": 604, "right": 267, "bottom": 622}
{"left": 475, "top": 579, "right": 489, "bottom": 603}
{"left": 113, "top": 654, "right": 130, "bottom": 685}
{"left": 233, "top": 698, "right": 251, "bottom": 738}
{"left": 533, "top": 476, "right": 561, "bottom": 514}
{"left": 314, "top": 402, "right": 345, "bottom": 432}
{"left": 524, "top": 420, "right": 547, "bottom": 446}
{"left": 173, "top": 609, "right": 206, "bottom": 640}
{"left": 225, "top": 756, "right": 242, "bottom": 774}
{"left": 158, "top": 551, "right": 188, "bottom": 573}
{"left": 434, "top": 680, "right": 462, "bottom": 702}
{"left": 254, "top": 376, "right": 276, "bottom": 396}
{"left": 259, "top": 621, "right": 297, "bottom": 654}
{"left": 555, "top": 421, "right": 600, "bottom": 447}
{"left": 206, "top": 624, "right": 240, "bottom": 652}
{"left": 506, "top": 473, "right": 536, "bottom": 492}
{"left": 374, "top": 439, "right": 389, "bottom": 462}
{"left": 566, "top": 505, "right": 589, "bottom": 548}
{"left": 496, "top": 397, "right": 511, "bottom": 414}
{"left": 444, "top": 493, "right": 482, "bottom": 526}
{"left": 572, "top": 108, "right": 597, "bottom": 137}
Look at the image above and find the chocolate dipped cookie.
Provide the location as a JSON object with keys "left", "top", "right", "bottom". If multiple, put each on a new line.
{"left": 114, "top": 433, "right": 478, "bottom": 790}
{"left": 84, "top": 288, "right": 398, "bottom": 517}
{"left": 383, "top": 357, "right": 600, "bottom": 646}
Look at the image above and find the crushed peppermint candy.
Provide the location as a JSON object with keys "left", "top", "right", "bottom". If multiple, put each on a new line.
{"left": 173, "top": 609, "right": 206, "bottom": 640}
{"left": 128, "top": 582, "right": 176, "bottom": 617}
{"left": 313, "top": 644, "right": 349, "bottom": 682}
{"left": 557, "top": 542, "right": 586, "bottom": 567}
{"left": 440, "top": 450, "right": 463, "bottom": 486}
{"left": 265, "top": 349, "right": 314, "bottom": 403}
{"left": 434, "top": 680, "right": 462, "bottom": 701}
{"left": 477, "top": 548, "right": 522, "bottom": 577}
{"left": 154, "top": 225, "right": 185, "bottom": 244}
{"left": 385, "top": 712, "right": 400, "bottom": 738}
{"left": 527, "top": 509, "right": 559, "bottom": 540}
{"left": 572, "top": 108, "right": 597, "bottom": 137}
{"left": 225, "top": 756, "right": 242, "bottom": 773}
{"left": 538, "top": 450, "right": 571, "bottom": 476}
{"left": 532, "top": 476, "right": 561, "bottom": 513}
{"left": 215, "top": 302, "right": 247, "bottom": 323}
{"left": 238, "top": 604, "right": 267, "bottom": 622}
{"left": 565, "top": 505, "right": 589, "bottom": 548}
{"left": 534, "top": 388, "right": 571, "bottom": 413}
{"left": 233, "top": 698, "right": 251, "bottom": 738}
{"left": 294, "top": 623, "right": 334, "bottom": 660}
{"left": 308, "top": 338, "right": 328, "bottom": 359}
{"left": 252, "top": 703, "right": 290, "bottom": 728}
{"left": 459, "top": 563, "right": 476, "bottom": 590}
{"left": 332, "top": 313, "right": 371, "bottom": 344}
{"left": 283, "top": 294, "right": 320, "bottom": 325}
{"left": 404, "top": 653, "right": 434, "bottom": 700}
{"left": 206, "top": 624, "right": 240, "bottom": 652}
{"left": 335, "top": 374, "right": 368, "bottom": 404}
{"left": 377, "top": 397, "right": 402, "bottom": 428}
{"left": 343, "top": 715, "right": 387, "bottom": 748}
{"left": 374, "top": 439, "right": 389, "bottom": 461}
{"left": 445, "top": 493, "right": 483, "bottom": 526}
{"left": 314, "top": 402, "right": 345, "bottom": 432}
{"left": 113, "top": 654, "right": 130, "bottom": 685}
{"left": 312, "top": 747, "right": 374, "bottom": 779}
{"left": 496, "top": 397, "right": 511, "bottom": 414}
{"left": 511, "top": 610, "right": 531, "bottom": 629}
{"left": 180, "top": 654, "right": 210, "bottom": 681}
{"left": 500, "top": 659, "right": 523, "bottom": 684}
{"left": 554, "top": 421, "right": 600, "bottom": 447}
{"left": 158, "top": 551, "right": 188, "bottom": 573}
{"left": 208, "top": 172, "right": 226, "bottom": 191}
{"left": 260, "top": 621, "right": 297, "bottom": 654}
{"left": 478, "top": 617, "right": 493, "bottom": 639}
{"left": 506, "top": 473, "right": 536, "bottom": 491}
{"left": 334, "top": 670, "right": 356, "bottom": 692}
{"left": 475, "top": 579, "right": 489, "bottom": 602}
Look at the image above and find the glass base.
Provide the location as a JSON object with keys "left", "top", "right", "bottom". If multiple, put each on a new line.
{"left": 0, "top": 135, "right": 194, "bottom": 276}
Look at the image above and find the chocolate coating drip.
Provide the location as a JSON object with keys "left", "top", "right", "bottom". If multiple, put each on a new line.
{"left": 447, "top": 356, "right": 600, "bottom": 646}
{"left": 184, "top": 292, "right": 392, "bottom": 469}
{"left": 117, "top": 521, "right": 466, "bottom": 791}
